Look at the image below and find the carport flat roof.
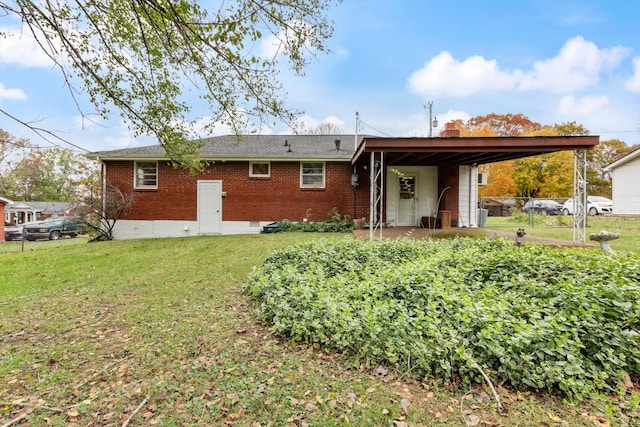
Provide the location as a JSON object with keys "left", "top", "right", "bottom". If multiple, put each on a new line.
{"left": 351, "top": 135, "right": 599, "bottom": 166}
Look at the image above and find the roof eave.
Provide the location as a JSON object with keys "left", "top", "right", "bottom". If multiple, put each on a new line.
{"left": 351, "top": 136, "right": 600, "bottom": 165}
{"left": 604, "top": 146, "right": 640, "bottom": 171}
{"left": 86, "top": 154, "right": 354, "bottom": 162}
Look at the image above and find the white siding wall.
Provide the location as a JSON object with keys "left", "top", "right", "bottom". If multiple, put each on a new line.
{"left": 611, "top": 156, "right": 640, "bottom": 214}
{"left": 458, "top": 165, "right": 478, "bottom": 227}
{"left": 386, "top": 173, "right": 398, "bottom": 226}
{"left": 385, "top": 166, "right": 438, "bottom": 227}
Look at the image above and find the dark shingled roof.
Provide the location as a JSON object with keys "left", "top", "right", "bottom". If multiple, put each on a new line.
{"left": 7, "top": 201, "right": 75, "bottom": 214}
{"left": 86, "top": 134, "right": 600, "bottom": 166}
{"left": 86, "top": 134, "right": 367, "bottom": 161}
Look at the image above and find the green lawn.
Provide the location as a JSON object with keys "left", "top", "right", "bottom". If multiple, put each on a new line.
{"left": 485, "top": 214, "right": 640, "bottom": 253}
{"left": 1, "top": 233, "right": 637, "bottom": 426}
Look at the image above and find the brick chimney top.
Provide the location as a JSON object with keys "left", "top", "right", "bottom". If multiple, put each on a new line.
{"left": 440, "top": 121, "right": 460, "bottom": 137}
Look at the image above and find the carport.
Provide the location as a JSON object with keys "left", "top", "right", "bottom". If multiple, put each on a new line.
{"left": 351, "top": 134, "right": 599, "bottom": 242}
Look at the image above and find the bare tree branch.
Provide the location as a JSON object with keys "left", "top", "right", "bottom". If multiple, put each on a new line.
{"left": 77, "top": 182, "right": 137, "bottom": 241}
{"left": 2, "top": 0, "right": 338, "bottom": 171}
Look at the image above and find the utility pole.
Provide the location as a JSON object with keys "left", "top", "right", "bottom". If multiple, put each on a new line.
{"left": 425, "top": 101, "right": 438, "bottom": 137}
{"left": 354, "top": 111, "right": 360, "bottom": 151}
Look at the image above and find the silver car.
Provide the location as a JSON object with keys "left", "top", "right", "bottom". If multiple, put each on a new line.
{"left": 4, "top": 223, "right": 24, "bottom": 241}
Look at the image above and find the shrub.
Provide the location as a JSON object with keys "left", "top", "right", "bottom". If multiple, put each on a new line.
{"left": 245, "top": 238, "right": 640, "bottom": 399}
{"left": 273, "top": 208, "right": 355, "bottom": 233}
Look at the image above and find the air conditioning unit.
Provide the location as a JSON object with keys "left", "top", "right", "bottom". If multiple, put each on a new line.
{"left": 478, "top": 172, "right": 489, "bottom": 186}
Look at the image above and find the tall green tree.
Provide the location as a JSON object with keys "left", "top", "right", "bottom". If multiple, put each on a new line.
{"left": 1, "top": 138, "right": 98, "bottom": 202}
{"left": 553, "top": 121, "right": 591, "bottom": 136}
{"left": 513, "top": 151, "right": 574, "bottom": 198}
{"left": 0, "top": 129, "right": 35, "bottom": 198}
{"left": 1, "top": 0, "right": 338, "bottom": 170}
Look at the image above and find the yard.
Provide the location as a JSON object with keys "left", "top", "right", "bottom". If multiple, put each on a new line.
{"left": 485, "top": 214, "right": 640, "bottom": 254}
{"left": 1, "top": 222, "right": 639, "bottom": 426}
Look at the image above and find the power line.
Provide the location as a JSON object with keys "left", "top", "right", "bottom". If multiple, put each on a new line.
{"left": 592, "top": 130, "right": 639, "bottom": 134}
{"left": 358, "top": 118, "right": 394, "bottom": 137}
{"left": 1, "top": 108, "right": 91, "bottom": 153}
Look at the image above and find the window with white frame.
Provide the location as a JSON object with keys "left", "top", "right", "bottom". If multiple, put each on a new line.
{"left": 300, "top": 162, "right": 325, "bottom": 188}
{"left": 134, "top": 161, "right": 158, "bottom": 188}
{"left": 249, "top": 161, "right": 270, "bottom": 177}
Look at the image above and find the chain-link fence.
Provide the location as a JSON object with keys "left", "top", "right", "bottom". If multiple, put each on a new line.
{"left": 479, "top": 196, "right": 573, "bottom": 228}
{"left": 1, "top": 235, "right": 86, "bottom": 253}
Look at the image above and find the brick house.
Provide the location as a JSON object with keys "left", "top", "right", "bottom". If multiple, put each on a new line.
{"left": 3, "top": 200, "right": 78, "bottom": 224}
{"left": 86, "top": 132, "right": 598, "bottom": 239}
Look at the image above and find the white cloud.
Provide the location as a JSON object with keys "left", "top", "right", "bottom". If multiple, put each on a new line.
{"left": 0, "top": 26, "right": 54, "bottom": 67}
{"left": 334, "top": 47, "right": 350, "bottom": 59}
{"left": 407, "top": 37, "right": 629, "bottom": 98}
{"left": 518, "top": 36, "right": 628, "bottom": 93}
{"left": 357, "top": 109, "right": 471, "bottom": 138}
{"left": 67, "top": 116, "right": 151, "bottom": 151}
{"left": 436, "top": 109, "right": 472, "bottom": 127}
{"left": 557, "top": 95, "right": 610, "bottom": 115}
{"left": 320, "top": 114, "right": 345, "bottom": 128}
{"left": 407, "top": 51, "right": 518, "bottom": 97}
{"left": 258, "top": 20, "right": 315, "bottom": 60}
{"left": 102, "top": 133, "right": 139, "bottom": 149}
{"left": 556, "top": 8, "right": 603, "bottom": 26}
{"left": 259, "top": 33, "right": 284, "bottom": 60}
{"left": 625, "top": 57, "right": 640, "bottom": 92}
{"left": 291, "top": 114, "right": 346, "bottom": 133}
{"left": 0, "top": 82, "right": 27, "bottom": 100}
{"left": 190, "top": 115, "right": 236, "bottom": 137}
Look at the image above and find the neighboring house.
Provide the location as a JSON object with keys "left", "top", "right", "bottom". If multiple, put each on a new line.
{"left": 604, "top": 146, "right": 640, "bottom": 214}
{"left": 3, "top": 199, "right": 78, "bottom": 224}
{"left": 86, "top": 132, "right": 598, "bottom": 240}
{"left": 481, "top": 197, "right": 517, "bottom": 217}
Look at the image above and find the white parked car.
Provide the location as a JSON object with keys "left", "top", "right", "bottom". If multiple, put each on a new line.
{"left": 562, "top": 196, "right": 613, "bottom": 216}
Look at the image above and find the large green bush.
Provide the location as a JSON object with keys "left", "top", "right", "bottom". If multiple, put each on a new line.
{"left": 245, "top": 238, "right": 640, "bottom": 399}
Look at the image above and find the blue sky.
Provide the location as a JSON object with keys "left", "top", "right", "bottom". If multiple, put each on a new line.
{"left": 1, "top": 0, "right": 639, "bottom": 153}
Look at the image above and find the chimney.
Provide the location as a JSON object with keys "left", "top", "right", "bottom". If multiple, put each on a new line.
{"left": 440, "top": 121, "right": 461, "bottom": 137}
{"left": 335, "top": 139, "right": 341, "bottom": 151}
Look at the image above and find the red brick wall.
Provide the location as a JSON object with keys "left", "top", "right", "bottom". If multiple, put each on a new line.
{"left": 105, "top": 160, "right": 371, "bottom": 222}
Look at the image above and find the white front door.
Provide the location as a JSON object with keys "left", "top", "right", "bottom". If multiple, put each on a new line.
{"left": 397, "top": 175, "right": 417, "bottom": 226}
{"left": 198, "top": 180, "right": 222, "bottom": 234}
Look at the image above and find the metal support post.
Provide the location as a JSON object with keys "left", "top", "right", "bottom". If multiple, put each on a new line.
{"left": 369, "top": 151, "right": 384, "bottom": 240}
{"left": 572, "top": 149, "right": 587, "bottom": 242}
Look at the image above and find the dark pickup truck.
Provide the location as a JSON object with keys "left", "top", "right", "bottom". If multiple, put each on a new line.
{"left": 24, "top": 217, "right": 85, "bottom": 241}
